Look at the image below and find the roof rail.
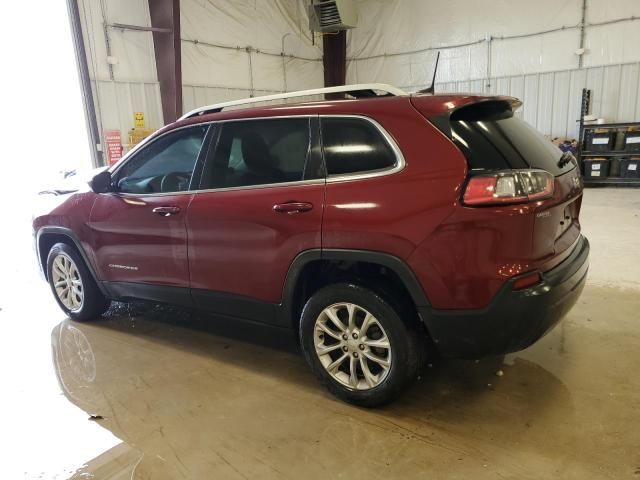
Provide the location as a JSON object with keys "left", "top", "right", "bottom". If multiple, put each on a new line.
{"left": 179, "top": 83, "right": 407, "bottom": 120}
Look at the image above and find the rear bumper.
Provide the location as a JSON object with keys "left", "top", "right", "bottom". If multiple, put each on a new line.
{"left": 419, "top": 235, "right": 589, "bottom": 358}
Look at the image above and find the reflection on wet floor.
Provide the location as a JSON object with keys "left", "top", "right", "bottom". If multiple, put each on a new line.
{"left": 45, "top": 286, "right": 639, "bottom": 479}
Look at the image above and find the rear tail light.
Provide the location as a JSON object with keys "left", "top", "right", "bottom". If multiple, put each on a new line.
{"left": 463, "top": 169, "right": 554, "bottom": 206}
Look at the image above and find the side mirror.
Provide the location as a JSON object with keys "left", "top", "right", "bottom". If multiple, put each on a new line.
{"left": 89, "top": 170, "right": 113, "bottom": 193}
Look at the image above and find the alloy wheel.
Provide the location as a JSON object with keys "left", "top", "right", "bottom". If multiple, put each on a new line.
{"left": 314, "top": 302, "right": 392, "bottom": 390}
{"left": 51, "top": 253, "right": 84, "bottom": 312}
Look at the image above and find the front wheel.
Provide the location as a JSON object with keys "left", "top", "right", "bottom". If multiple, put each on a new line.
{"left": 299, "top": 283, "right": 423, "bottom": 407}
{"left": 47, "top": 243, "right": 110, "bottom": 321}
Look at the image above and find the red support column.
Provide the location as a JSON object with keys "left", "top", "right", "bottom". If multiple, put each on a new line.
{"left": 322, "top": 30, "right": 347, "bottom": 99}
{"left": 148, "top": 0, "right": 182, "bottom": 123}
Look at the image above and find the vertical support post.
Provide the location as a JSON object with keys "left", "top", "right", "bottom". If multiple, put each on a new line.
{"left": 247, "top": 47, "right": 255, "bottom": 97}
{"left": 578, "top": 0, "right": 587, "bottom": 68}
{"left": 281, "top": 33, "right": 291, "bottom": 93}
{"left": 99, "top": 0, "right": 114, "bottom": 81}
{"left": 322, "top": 30, "right": 346, "bottom": 99}
{"left": 577, "top": 87, "right": 591, "bottom": 172}
{"left": 485, "top": 35, "right": 492, "bottom": 93}
{"left": 66, "top": 0, "right": 104, "bottom": 167}
{"left": 148, "top": 0, "right": 182, "bottom": 123}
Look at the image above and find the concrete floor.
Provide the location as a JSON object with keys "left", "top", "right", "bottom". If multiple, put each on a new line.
{"left": 1, "top": 188, "right": 639, "bottom": 479}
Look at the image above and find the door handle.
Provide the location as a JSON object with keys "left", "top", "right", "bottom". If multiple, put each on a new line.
{"left": 152, "top": 205, "right": 181, "bottom": 216}
{"left": 273, "top": 202, "right": 313, "bottom": 214}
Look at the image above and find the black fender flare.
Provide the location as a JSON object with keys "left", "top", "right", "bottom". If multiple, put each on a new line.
{"left": 36, "top": 226, "right": 108, "bottom": 296}
{"left": 278, "top": 248, "right": 430, "bottom": 327}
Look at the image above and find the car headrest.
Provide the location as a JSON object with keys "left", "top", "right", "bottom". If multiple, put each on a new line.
{"left": 240, "top": 131, "right": 271, "bottom": 173}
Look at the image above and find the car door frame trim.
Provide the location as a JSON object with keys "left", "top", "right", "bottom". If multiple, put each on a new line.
{"left": 107, "top": 114, "right": 405, "bottom": 198}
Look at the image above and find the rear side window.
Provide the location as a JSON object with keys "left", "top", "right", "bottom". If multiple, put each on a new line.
{"left": 200, "top": 118, "right": 310, "bottom": 189}
{"left": 449, "top": 101, "right": 574, "bottom": 176}
{"left": 321, "top": 118, "right": 397, "bottom": 176}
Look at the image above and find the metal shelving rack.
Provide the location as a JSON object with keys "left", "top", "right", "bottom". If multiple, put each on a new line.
{"left": 577, "top": 87, "right": 640, "bottom": 187}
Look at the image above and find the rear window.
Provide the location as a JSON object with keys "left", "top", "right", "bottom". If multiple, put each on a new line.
{"left": 449, "top": 101, "right": 575, "bottom": 176}
{"left": 321, "top": 118, "right": 397, "bottom": 176}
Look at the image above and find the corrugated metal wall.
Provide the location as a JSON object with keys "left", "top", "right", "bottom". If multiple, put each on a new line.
{"left": 435, "top": 62, "right": 640, "bottom": 139}
{"left": 91, "top": 80, "right": 309, "bottom": 142}
{"left": 93, "top": 62, "right": 640, "bottom": 144}
{"left": 91, "top": 80, "right": 163, "bottom": 137}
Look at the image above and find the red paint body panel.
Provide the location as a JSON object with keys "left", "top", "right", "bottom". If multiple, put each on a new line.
{"left": 88, "top": 193, "right": 194, "bottom": 286}
{"left": 322, "top": 102, "right": 466, "bottom": 268}
{"left": 33, "top": 190, "right": 101, "bottom": 270}
{"left": 408, "top": 168, "right": 584, "bottom": 309}
{"left": 186, "top": 183, "right": 324, "bottom": 303}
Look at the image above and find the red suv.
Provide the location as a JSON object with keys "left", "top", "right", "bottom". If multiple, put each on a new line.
{"left": 34, "top": 84, "right": 589, "bottom": 406}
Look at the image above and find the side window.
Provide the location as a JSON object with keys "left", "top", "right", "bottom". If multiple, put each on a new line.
{"left": 200, "top": 118, "right": 310, "bottom": 189}
{"left": 321, "top": 118, "right": 397, "bottom": 176}
{"left": 116, "top": 125, "right": 207, "bottom": 194}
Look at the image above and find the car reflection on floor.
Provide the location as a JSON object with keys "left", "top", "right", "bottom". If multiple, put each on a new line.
{"left": 50, "top": 301, "right": 578, "bottom": 479}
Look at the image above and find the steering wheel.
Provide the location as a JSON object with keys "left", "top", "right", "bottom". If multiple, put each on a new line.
{"left": 160, "top": 172, "right": 186, "bottom": 193}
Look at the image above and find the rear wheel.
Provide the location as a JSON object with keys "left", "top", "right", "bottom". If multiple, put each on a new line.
{"left": 300, "top": 283, "right": 423, "bottom": 407}
{"left": 47, "top": 243, "right": 110, "bottom": 321}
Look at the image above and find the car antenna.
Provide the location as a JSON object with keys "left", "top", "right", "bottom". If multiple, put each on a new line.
{"left": 418, "top": 51, "right": 440, "bottom": 94}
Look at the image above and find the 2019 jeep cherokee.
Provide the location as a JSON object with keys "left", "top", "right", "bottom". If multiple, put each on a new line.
{"left": 33, "top": 84, "right": 589, "bottom": 406}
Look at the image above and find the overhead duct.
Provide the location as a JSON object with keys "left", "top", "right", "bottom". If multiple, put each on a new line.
{"left": 309, "top": 0, "right": 357, "bottom": 33}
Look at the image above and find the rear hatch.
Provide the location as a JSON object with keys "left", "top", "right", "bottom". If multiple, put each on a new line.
{"left": 419, "top": 98, "right": 583, "bottom": 263}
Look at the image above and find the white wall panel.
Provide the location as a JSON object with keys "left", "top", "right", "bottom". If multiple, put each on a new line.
{"left": 283, "top": 59, "right": 324, "bottom": 92}
{"left": 79, "top": 0, "right": 640, "bottom": 150}
{"left": 348, "top": 0, "right": 640, "bottom": 140}
{"left": 182, "top": 86, "right": 279, "bottom": 114}
{"left": 585, "top": 67, "right": 604, "bottom": 119}
{"left": 435, "top": 62, "right": 640, "bottom": 139}
{"left": 535, "top": 73, "right": 555, "bottom": 136}
{"left": 567, "top": 68, "right": 587, "bottom": 136}
{"left": 92, "top": 80, "right": 163, "bottom": 134}
{"left": 584, "top": 0, "right": 640, "bottom": 67}
{"left": 600, "top": 65, "right": 622, "bottom": 121}
{"left": 348, "top": 0, "right": 587, "bottom": 84}
{"left": 618, "top": 63, "right": 640, "bottom": 122}
{"left": 551, "top": 71, "right": 571, "bottom": 136}
{"left": 182, "top": 42, "right": 251, "bottom": 90}
{"left": 522, "top": 75, "right": 540, "bottom": 128}
{"left": 79, "top": 0, "right": 323, "bottom": 155}
{"left": 79, "top": 0, "right": 157, "bottom": 83}
{"left": 490, "top": 29, "right": 579, "bottom": 78}
{"left": 180, "top": 0, "right": 322, "bottom": 90}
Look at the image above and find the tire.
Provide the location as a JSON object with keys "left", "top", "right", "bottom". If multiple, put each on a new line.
{"left": 47, "top": 243, "right": 111, "bottom": 321}
{"left": 299, "top": 283, "right": 424, "bottom": 407}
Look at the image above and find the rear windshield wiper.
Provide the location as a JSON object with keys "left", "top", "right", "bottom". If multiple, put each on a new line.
{"left": 558, "top": 151, "right": 576, "bottom": 169}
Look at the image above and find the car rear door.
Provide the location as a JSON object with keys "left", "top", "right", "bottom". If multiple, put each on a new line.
{"left": 88, "top": 124, "right": 211, "bottom": 302}
{"left": 186, "top": 116, "right": 324, "bottom": 326}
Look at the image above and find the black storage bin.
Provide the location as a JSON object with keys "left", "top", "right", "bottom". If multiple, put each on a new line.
{"left": 583, "top": 158, "right": 610, "bottom": 178}
{"left": 622, "top": 130, "right": 640, "bottom": 152}
{"left": 609, "top": 157, "right": 621, "bottom": 177}
{"left": 585, "top": 130, "right": 614, "bottom": 152}
{"left": 620, "top": 157, "right": 640, "bottom": 178}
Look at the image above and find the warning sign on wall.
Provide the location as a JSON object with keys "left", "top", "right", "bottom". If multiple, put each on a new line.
{"left": 134, "top": 112, "right": 145, "bottom": 128}
{"left": 104, "top": 130, "right": 123, "bottom": 166}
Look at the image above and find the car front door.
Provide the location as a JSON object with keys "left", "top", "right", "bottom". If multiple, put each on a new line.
{"left": 88, "top": 125, "right": 210, "bottom": 303}
{"left": 186, "top": 116, "right": 324, "bottom": 325}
